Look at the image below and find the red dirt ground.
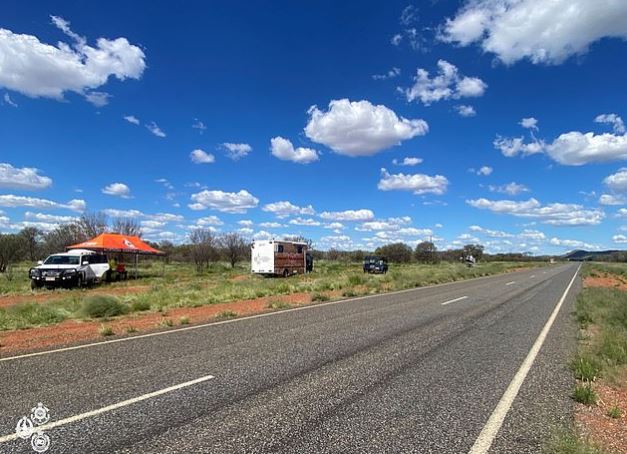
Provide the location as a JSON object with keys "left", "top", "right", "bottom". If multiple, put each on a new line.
{"left": 583, "top": 273, "right": 627, "bottom": 291}
{"left": 0, "top": 292, "right": 323, "bottom": 356}
{"left": 576, "top": 377, "right": 627, "bottom": 453}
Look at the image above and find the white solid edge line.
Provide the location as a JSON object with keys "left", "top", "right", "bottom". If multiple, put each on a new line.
{"left": 0, "top": 265, "right": 566, "bottom": 363}
{"left": 505, "top": 281, "right": 516, "bottom": 286}
{"left": 0, "top": 374, "right": 215, "bottom": 444}
{"left": 441, "top": 296, "right": 468, "bottom": 306}
{"left": 468, "top": 264, "right": 581, "bottom": 454}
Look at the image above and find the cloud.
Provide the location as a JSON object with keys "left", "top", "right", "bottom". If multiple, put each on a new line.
{"left": 439, "top": 0, "right": 627, "bottom": 65}
{"left": 549, "top": 237, "right": 600, "bottom": 250}
{"left": 372, "top": 67, "right": 401, "bottom": 80}
{"left": 497, "top": 116, "right": 627, "bottom": 165}
{"left": 355, "top": 216, "right": 412, "bottom": 232}
{"left": 270, "top": 136, "right": 319, "bottom": 164}
{"left": 238, "top": 220, "right": 253, "bottom": 227}
{"left": 3, "top": 93, "right": 17, "bottom": 107}
{"left": 223, "top": 143, "right": 252, "bottom": 160}
{"left": 190, "top": 189, "right": 258, "bottom": 213}
{"left": 520, "top": 117, "right": 539, "bottom": 131}
{"left": 613, "top": 234, "right": 627, "bottom": 244}
{"left": 455, "top": 105, "right": 476, "bottom": 117}
{"left": 378, "top": 168, "right": 449, "bottom": 195}
{"left": 319, "top": 235, "right": 354, "bottom": 250}
{"left": 0, "top": 16, "right": 145, "bottom": 103}
{"left": 393, "top": 157, "right": 423, "bottom": 166}
{"left": 84, "top": 91, "right": 110, "bottom": 107}
{"left": 304, "top": 99, "right": 428, "bottom": 157}
{"left": 24, "top": 211, "right": 77, "bottom": 223}
{"left": 102, "top": 182, "right": 131, "bottom": 198}
{"left": 467, "top": 197, "right": 604, "bottom": 226}
{"left": 262, "top": 201, "right": 315, "bottom": 218}
{"left": 599, "top": 194, "right": 627, "bottom": 206}
{"left": 488, "top": 182, "right": 530, "bottom": 195}
{"left": 288, "top": 217, "right": 321, "bottom": 226}
{"left": 146, "top": 121, "right": 166, "bottom": 138}
{"left": 0, "top": 194, "right": 85, "bottom": 212}
{"left": 194, "top": 215, "right": 224, "bottom": 226}
{"left": 468, "top": 225, "right": 514, "bottom": 238}
{"left": 102, "top": 209, "right": 183, "bottom": 223}
{"left": 190, "top": 149, "right": 215, "bottom": 164}
{"left": 192, "top": 118, "right": 207, "bottom": 133}
{"left": 595, "top": 113, "right": 626, "bottom": 134}
{"left": 401, "top": 60, "right": 487, "bottom": 105}
{"left": 123, "top": 115, "right": 140, "bottom": 125}
{"left": 253, "top": 230, "right": 273, "bottom": 240}
{"left": 0, "top": 163, "right": 52, "bottom": 190}
{"left": 604, "top": 168, "right": 627, "bottom": 192}
{"left": 475, "top": 166, "right": 492, "bottom": 176}
{"left": 259, "top": 222, "right": 283, "bottom": 228}
{"left": 494, "top": 136, "right": 544, "bottom": 157}
{"left": 320, "top": 209, "right": 375, "bottom": 222}
{"left": 391, "top": 34, "right": 403, "bottom": 46}
{"left": 545, "top": 131, "right": 627, "bottom": 165}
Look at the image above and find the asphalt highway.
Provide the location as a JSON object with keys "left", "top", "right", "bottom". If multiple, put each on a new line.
{"left": 0, "top": 263, "right": 580, "bottom": 453}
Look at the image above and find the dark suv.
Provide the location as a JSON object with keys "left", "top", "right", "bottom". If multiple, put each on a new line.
{"left": 363, "top": 256, "right": 388, "bottom": 274}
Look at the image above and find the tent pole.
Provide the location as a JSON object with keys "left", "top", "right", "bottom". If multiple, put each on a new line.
{"left": 135, "top": 253, "right": 138, "bottom": 279}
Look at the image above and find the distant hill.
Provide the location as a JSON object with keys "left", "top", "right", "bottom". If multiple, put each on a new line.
{"left": 562, "top": 249, "right": 622, "bottom": 261}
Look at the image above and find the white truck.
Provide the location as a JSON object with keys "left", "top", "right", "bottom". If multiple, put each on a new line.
{"left": 29, "top": 249, "right": 110, "bottom": 289}
{"left": 251, "top": 240, "right": 313, "bottom": 277}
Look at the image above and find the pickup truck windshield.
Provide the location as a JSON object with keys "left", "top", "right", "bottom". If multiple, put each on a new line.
{"left": 44, "top": 255, "right": 80, "bottom": 265}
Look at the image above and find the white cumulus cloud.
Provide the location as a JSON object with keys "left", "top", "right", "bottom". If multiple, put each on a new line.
{"left": 190, "top": 149, "right": 215, "bottom": 164}
{"left": 455, "top": 105, "right": 476, "bottom": 117}
{"left": 595, "top": 113, "right": 626, "bottom": 134}
{"left": 0, "top": 16, "right": 145, "bottom": 104}
{"left": 378, "top": 168, "right": 449, "bottom": 195}
{"left": 270, "top": 137, "right": 318, "bottom": 164}
{"left": 439, "top": 0, "right": 627, "bottom": 65}
{"left": 0, "top": 195, "right": 85, "bottom": 212}
{"left": 102, "top": 182, "right": 131, "bottom": 198}
{"left": 223, "top": 143, "right": 252, "bottom": 160}
{"left": 146, "top": 122, "right": 166, "bottom": 138}
{"left": 189, "top": 189, "right": 259, "bottom": 213}
{"left": 488, "top": 182, "right": 530, "bottom": 195}
{"left": 304, "top": 99, "right": 428, "bottom": 157}
{"left": 401, "top": 60, "right": 487, "bottom": 106}
{"left": 393, "top": 157, "right": 423, "bottom": 166}
{"left": 262, "top": 201, "right": 315, "bottom": 218}
{"left": 0, "top": 163, "right": 52, "bottom": 190}
{"left": 467, "top": 197, "right": 604, "bottom": 226}
{"left": 320, "top": 209, "right": 375, "bottom": 222}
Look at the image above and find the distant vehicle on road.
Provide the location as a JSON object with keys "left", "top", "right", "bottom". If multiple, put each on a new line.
{"left": 363, "top": 256, "right": 388, "bottom": 274}
{"left": 251, "top": 240, "right": 313, "bottom": 277}
{"left": 29, "top": 249, "right": 110, "bottom": 289}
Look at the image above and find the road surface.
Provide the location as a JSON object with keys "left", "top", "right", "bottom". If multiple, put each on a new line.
{"left": 0, "top": 263, "right": 580, "bottom": 453}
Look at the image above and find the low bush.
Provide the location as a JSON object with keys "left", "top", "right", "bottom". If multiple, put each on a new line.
{"left": 311, "top": 293, "right": 330, "bottom": 302}
{"left": 267, "top": 301, "right": 291, "bottom": 310}
{"left": 573, "top": 384, "right": 597, "bottom": 405}
{"left": 81, "top": 295, "right": 129, "bottom": 319}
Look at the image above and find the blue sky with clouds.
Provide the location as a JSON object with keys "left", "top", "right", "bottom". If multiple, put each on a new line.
{"left": 2, "top": 0, "right": 627, "bottom": 254}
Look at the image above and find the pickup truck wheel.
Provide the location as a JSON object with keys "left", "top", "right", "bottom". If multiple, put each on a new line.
{"left": 30, "top": 280, "right": 40, "bottom": 290}
{"left": 76, "top": 275, "right": 83, "bottom": 288}
{"left": 283, "top": 269, "right": 289, "bottom": 278}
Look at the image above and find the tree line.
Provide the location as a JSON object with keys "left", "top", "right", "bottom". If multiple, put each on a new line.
{"left": 0, "top": 212, "right": 549, "bottom": 274}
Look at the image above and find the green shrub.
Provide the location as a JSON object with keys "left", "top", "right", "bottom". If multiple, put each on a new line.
{"left": 99, "top": 325, "right": 115, "bottom": 336}
{"left": 544, "top": 429, "right": 605, "bottom": 454}
{"left": 0, "top": 303, "right": 67, "bottom": 331}
{"left": 215, "top": 310, "right": 237, "bottom": 320}
{"left": 311, "top": 293, "right": 330, "bottom": 302}
{"left": 348, "top": 275, "right": 364, "bottom": 286}
{"left": 573, "top": 384, "right": 597, "bottom": 405}
{"left": 159, "top": 318, "right": 174, "bottom": 327}
{"left": 131, "top": 300, "right": 151, "bottom": 312}
{"left": 82, "top": 295, "right": 129, "bottom": 318}
{"left": 570, "top": 356, "right": 602, "bottom": 381}
{"left": 267, "top": 301, "right": 291, "bottom": 310}
{"left": 607, "top": 406, "right": 622, "bottom": 419}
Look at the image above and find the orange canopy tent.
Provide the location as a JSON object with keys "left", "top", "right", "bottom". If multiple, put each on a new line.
{"left": 67, "top": 233, "right": 165, "bottom": 279}
{"left": 67, "top": 233, "right": 164, "bottom": 255}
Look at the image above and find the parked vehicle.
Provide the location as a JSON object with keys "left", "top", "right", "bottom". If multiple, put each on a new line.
{"left": 363, "top": 256, "right": 388, "bottom": 274}
{"left": 251, "top": 240, "right": 312, "bottom": 277}
{"left": 29, "top": 249, "right": 110, "bottom": 289}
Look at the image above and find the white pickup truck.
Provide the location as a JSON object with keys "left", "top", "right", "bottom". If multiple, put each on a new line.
{"left": 29, "top": 249, "right": 110, "bottom": 289}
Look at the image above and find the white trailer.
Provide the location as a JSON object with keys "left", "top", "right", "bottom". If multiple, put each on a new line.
{"left": 251, "top": 240, "right": 312, "bottom": 277}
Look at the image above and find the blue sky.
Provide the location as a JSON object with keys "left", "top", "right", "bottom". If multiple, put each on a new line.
{"left": 2, "top": 0, "right": 627, "bottom": 254}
